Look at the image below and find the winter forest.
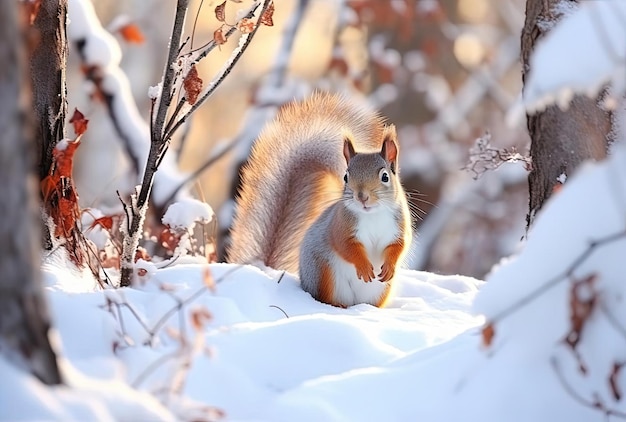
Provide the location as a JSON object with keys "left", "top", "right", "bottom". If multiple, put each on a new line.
{"left": 1, "top": 0, "right": 626, "bottom": 420}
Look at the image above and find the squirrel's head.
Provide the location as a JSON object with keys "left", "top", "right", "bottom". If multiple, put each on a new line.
{"left": 342, "top": 125, "right": 401, "bottom": 214}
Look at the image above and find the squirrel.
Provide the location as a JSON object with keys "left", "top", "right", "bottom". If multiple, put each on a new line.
{"left": 228, "top": 92, "right": 412, "bottom": 308}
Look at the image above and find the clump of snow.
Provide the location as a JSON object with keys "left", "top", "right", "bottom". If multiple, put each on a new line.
{"left": 525, "top": 1, "right": 626, "bottom": 112}
{"left": 54, "top": 138, "right": 74, "bottom": 151}
{"left": 148, "top": 83, "right": 162, "bottom": 100}
{"left": 556, "top": 172, "right": 567, "bottom": 184}
{"left": 162, "top": 198, "right": 213, "bottom": 233}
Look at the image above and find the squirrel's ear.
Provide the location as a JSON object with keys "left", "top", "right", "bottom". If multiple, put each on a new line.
{"left": 343, "top": 135, "right": 356, "bottom": 164}
{"left": 380, "top": 125, "right": 398, "bottom": 173}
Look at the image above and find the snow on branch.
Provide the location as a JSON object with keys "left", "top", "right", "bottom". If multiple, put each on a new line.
{"left": 524, "top": 0, "right": 626, "bottom": 113}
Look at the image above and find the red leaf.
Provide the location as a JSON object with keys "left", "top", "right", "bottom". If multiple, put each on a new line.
{"left": 215, "top": 1, "right": 227, "bottom": 22}
{"left": 69, "top": 108, "right": 89, "bottom": 136}
{"left": 118, "top": 23, "right": 145, "bottom": 44}
{"left": 183, "top": 65, "right": 203, "bottom": 105}
{"left": 213, "top": 27, "right": 227, "bottom": 45}
{"left": 259, "top": 1, "right": 274, "bottom": 26}
{"left": 237, "top": 18, "right": 255, "bottom": 34}
{"left": 482, "top": 323, "right": 495, "bottom": 347}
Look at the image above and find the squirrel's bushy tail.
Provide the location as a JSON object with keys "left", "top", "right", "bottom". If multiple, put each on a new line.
{"left": 227, "top": 92, "right": 385, "bottom": 272}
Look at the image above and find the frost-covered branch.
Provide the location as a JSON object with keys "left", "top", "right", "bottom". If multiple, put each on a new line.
{"left": 163, "top": 0, "right": 275, "bottom": 142}
{"left": 165, "top": 0, "right": 308, "bottom": 206}
{"left": 119, "top": 0, "right": 273, "bottom": 287}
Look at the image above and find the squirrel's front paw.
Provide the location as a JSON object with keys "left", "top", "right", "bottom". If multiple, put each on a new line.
{"left": 355, "top": 262, "right": 375, "bottom": 282}
{"left": 378, "top": 262, "right": 395, "bottom": 282}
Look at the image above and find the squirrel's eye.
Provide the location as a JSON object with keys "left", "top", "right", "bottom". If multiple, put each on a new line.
{"left": 380, "top": 170, "right": 389, "bottom": 183}
{"left": 343, "top": 173, "right": 348, "bottom": 183}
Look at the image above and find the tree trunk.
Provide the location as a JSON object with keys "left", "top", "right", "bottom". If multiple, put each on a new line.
{"left": 521, "top": 0, "right": 611, "bottom": 227}
{"left": 31, "top": 0, "right": 69, "bottom": 251}
{"left": 32, "top": 0, "right": 68, "bottom": 181}
{"left": 0, "top": 0, "right": 62, "bottom": 385}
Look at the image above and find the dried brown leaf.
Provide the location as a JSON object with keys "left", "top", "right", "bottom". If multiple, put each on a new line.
{"left": 259, "top": 1, "right": 274, "bottom": 26}
{"left": 213, "top": 26, "right": 227, "bottom": 45}
{"left": 215, "top": 1, "right": 227, "bottom": 22}
{"left": 237, "top": 18, "right": 255, "bottom": 34}
{"left": 183, "top": 65, "right": 203, "bottom": 105}
{"left": 69, "top": 108, "right": 89, "bottom": 136}
{"left": 190, "top": 307, "right": 213, "bottom": 332}
{"left": 203, "top": 268, "right": 216, "bottom": 292}
{"left": 565, "top": 274, "right": 597, "bottom": 350}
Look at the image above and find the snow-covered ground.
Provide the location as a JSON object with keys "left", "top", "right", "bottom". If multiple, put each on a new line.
{"left": 3, "top": 1, "right": 626, "bottom": 420}
{"left": 3, "top": 253, "right": 484, "bottom": 421}
{"left": 6, "top": 141, "right": 626, "bottom": 420}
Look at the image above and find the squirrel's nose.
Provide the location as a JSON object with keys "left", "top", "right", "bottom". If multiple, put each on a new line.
{"left": 357, "top": 191, "right": 369, "bottom": 204}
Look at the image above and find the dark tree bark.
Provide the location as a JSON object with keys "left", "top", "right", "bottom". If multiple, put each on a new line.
{"left": 0, "top": 0, "right": 62, "bottom": 385}
{"left": 521, "top": 0, "right": 611, "bottom": 227}
{"left": 32, "top": 0, "right": 68, "bottom": 181}
{"left": 31, "top": 0, "right": 69, "bottom": 252}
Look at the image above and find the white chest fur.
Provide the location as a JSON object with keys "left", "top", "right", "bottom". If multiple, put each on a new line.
{"left": 328, "top": 206, "right": 399, "bottom": 306}
{"left": 354, "top": 207, "right": 399, "bottom": 268}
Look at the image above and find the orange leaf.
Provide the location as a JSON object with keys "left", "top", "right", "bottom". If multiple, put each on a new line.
{"left": 90, "top": 215, "right": 114, "bottom": 231}
{"left": 190, "top": 307, "right": 213, "bottom": 332}
{"left": 203, "top": 267, "right": 216, "bottom": 292}
{"left": 118, "top": 23, "right": 145, "bottom": 44}
{"left": 214, "top": 26, "right": 227, "bottom": 45}
{"left": 40, "top": 175, "right": 56, "bottom": 203}
{"left": 215, "top": 1, "right": 226, "bottom": 22}
{"left": 482, "top": 323, "right": 495, "bottom": 347}
{"left": 69, "top": 108, "right": 89, "bottom": 136}
{"left": 260, "top": 1, "right": 274, "bottom": 26}
{"left": 237, "top": 18, "right": 255, "bottom": 34}
{"left": 183, "top": 65, "right": 203, "bottom": 105}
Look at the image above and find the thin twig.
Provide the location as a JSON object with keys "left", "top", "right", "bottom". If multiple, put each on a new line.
{"left": 131, "top": 350, "right": 180, "bottom": 388}
{"left": 152, "top": 0, "right": 190, "bottom": 143}
{"left": 269, "top": 305, "right": 289, "bottom": 318}
{"left": 164, "top": 0, "right": 273, "bottom": 142}
{"left": 551, "top": 357, "right": 626, "bottom": 420}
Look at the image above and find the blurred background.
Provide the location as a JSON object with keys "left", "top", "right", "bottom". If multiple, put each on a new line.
{"left": 69, "top": 0, "right": 531, "bottom": 279}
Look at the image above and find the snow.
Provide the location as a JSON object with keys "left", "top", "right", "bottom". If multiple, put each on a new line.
{"left": 524, "top": 0, "right": 626, "bottom": 112}
{"left": 7, "top": 0, "right": 626, "bottom": 418}
{"left": 25, "top": 141, "right": 626, "bottom": 420}
{"left": 162, "top": 198, "right": 214, "bottom": 233}
{"left": 3, "top": 252, "right": 485, "bottom": 420}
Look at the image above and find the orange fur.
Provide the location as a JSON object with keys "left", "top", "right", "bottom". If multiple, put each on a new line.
{"left": 379, "top": 239, "right": 405, "bottom": 282}
{"left": 318, "top": 262, "right": 341, "bottom": 307}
